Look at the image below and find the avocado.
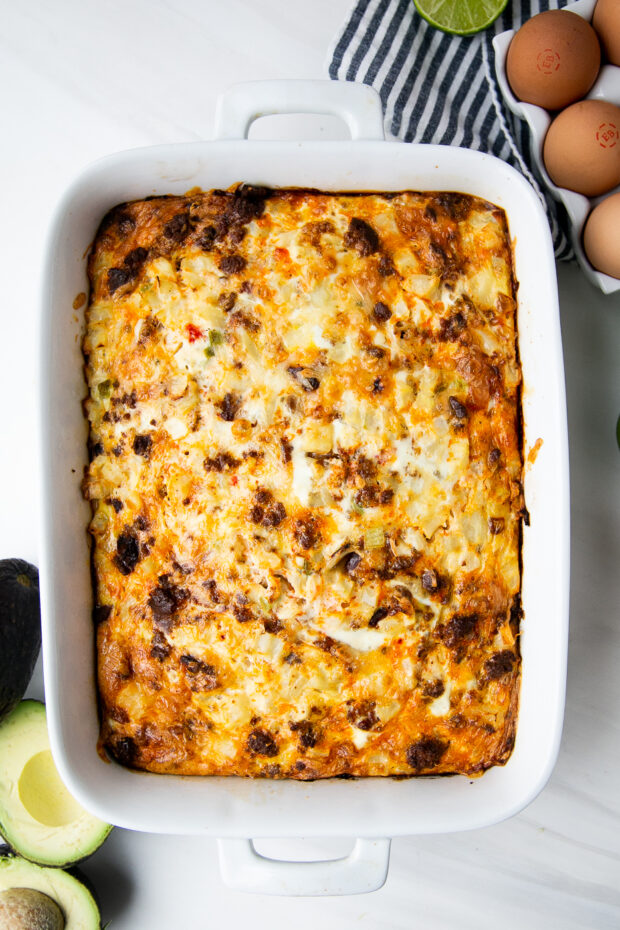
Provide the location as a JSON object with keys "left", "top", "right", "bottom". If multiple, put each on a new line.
{"left": 0, "top": 702, "right": 112, "bottom": 867}
{"left": 0, "top": 559, "right": 41, "bottom": 724}
{"left": 0, "top": 852, "right": 101, "bottom": 929}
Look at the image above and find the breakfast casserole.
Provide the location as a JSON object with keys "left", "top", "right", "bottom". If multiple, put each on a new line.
{"left": 83, "top": 185, "right": 524, "bottom": 778}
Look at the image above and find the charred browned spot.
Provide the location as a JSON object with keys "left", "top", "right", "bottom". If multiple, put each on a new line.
{"left": 405, "top": 736, "right": 448, "bottom": 771}
{"left": 439, "top": 613, "right": 478, "bottom": 648}
{"left": 488, "top": 447, "right": 501, "bottom": 467}
{"left": 421, "top": 568, "right": 438, "bottom": 592}
{"left": 113, "top": 530, "right": 141, "bottom": 575}
{"left": 287, "top": 366, "right": 320, "bottom": 392}
{"left": 107, "top": 736, "right": 138, "bottom": 767}
{"left": 372, "top": 377, "right": 384, "bottom": 394}
{"left": 217, "top": 392, "right": 241, "bottom": 421}
{"left": 484, "top": 650, "right": 516, "bottom": 681}
{"left": 108, "top": 705, "right": 129, "bottom": 724}
{"left": 219, "top": 253, "right": 246, "bottom": 275}
{"left": 368, "top": 606, "right": 389, "bottom": 628}
{"left": 197, "top": 225, "right": 217, "bottom": 250}
{"left": 108, "top": 247, "right": 148, "bottom": 294}
{"left": 246, "top": 728, "right": 279, "bottom": 757}
{"left": 140, "top": 314, "right": 162, "bottom": 343}
{"left": 379, "top": 552, "right": 418, "bottom": 580}
{"left": 93, "top": 604, "right": 112, "bottom": 625}
{"left": 150, "top": 630, "right": 171, "bottom": 661}
{"left": 344, "top": 217, "right": 380, "bottom": 256}
{"left": 347, "top": 700, "right": 379, "bottom": 730}
{"left": 435, "top": 192, "right": 473, "bottom": 221}
{"left": 290, "top": 719, "right": 318, "bottom": 749}
{"left": 180, "top": 654, "right": 219, "bottom": 691}
{"left": 284, "top": 652, "right": 302, "bottom": 665}
{"left": 133, "top": 433, "right": 152, "bottom": 458}
{"left": 488, "top": 517, "right": 505, "bottom": 535}
{"left": 115, "top": 211, "right": 136, "bottom": 235}
{"left": 203, "top": 578, "right": 221, "bottom": 603}
{"left": 314, "top": 635, "right": 339, "bottom": 656}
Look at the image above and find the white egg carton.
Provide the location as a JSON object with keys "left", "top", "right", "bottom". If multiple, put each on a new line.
{"left": 493, "top": 0, "right": 620, "bottom": 294}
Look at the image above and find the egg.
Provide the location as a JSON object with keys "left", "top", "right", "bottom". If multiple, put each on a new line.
{"left": 543, "top": 100, "right": 620, "bottom": 196}
{"left": 583, "top": 193, "right": 620, "bottom": 279}
{"left": 593, "top": 0, "right": 620, "bottom": 66}
{"left": 506, "top": 10, "right": 600, "bottom": 110}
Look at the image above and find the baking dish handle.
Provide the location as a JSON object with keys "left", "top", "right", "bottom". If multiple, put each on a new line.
{"left": 213, "top": 79, "right": 385, "bottom": 141}
{"left": 217, "top": 837, "right": 391, "bottom": 896}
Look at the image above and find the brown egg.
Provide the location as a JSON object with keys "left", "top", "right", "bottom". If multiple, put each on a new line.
{"left": 583, "top": 193, "right": 620, "bottom": 278}
{"left": 506, "top": 10, "right": 600, "bottom": 109}
{"left": 593, "top": 0, "right": 620, "bottom": 66}
{"left": 543, "top": 100, "right": 620, "bottom": 196}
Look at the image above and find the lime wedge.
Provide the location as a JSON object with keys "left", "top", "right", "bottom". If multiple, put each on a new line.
{"left": 413, "top": 0, "right": 509, "bottom": 35}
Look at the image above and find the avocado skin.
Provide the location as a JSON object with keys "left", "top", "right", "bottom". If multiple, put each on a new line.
{"left": 0, "top": 560, "right": 41, "bottom": 724}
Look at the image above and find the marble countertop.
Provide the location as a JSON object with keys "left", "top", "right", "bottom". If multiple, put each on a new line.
{"left": 1, "top": 1, "right": 619, "bottom": 926}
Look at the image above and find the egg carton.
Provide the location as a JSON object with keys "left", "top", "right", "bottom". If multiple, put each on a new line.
{"left": 493, "top": 0, "right": 620, "bottom": 294}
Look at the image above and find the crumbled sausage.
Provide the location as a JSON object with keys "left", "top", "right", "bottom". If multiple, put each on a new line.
{"left": 108, "top": 736, "right": 138, "bottom": 767}
{"left": 232, "top": 603, "right": 253, "bottom": 623}
{"left": 343, "top": 552, "right": 361, "bottom": 574}
{"left": 484, "top": 650, "right": 516, "bottom": 680}
{"left": 449, "top": 396, "right": 468, "bottom": 419}
{"left": 263, "top": 502, "right": 286, "bottom": 527}
{"left": 488, "top": 447, "right": 501, "bottom": 466}
{"left": 107, "top": 267, "right": 132, "bottom": 293}
{"left": 405, "top": 736, "right": 448, "bottom": 770}
{"left": 290, "top": 719, "right": 318, "bottom": 749}
{"left": 439, "top": 312, "right": 466, "bottom": 341}
{"left": 440, "top": 613, "right": 478, "bottom": 647}
{"left": 344, "top": 218, "right": 380, "bottom": 256}
{"left": 93, "top": 604, "right": 112, "bottom": 625}
{"left": 108, "top": 497, "right": 123, "bottom": 512}
{"left": 378, "top": 254, "right": 396, "bottom": 276}
{"left": 380, "top": 488, "right": 394, "bottom": 505}
{"left": 246, "top": 728, "right": 279, "bottom": 757}
{"left": 347, "top": 700, "right": 379, "bottom": 730}
{"left": 150, "top": 630, "right": 171, "bottom": 661}
{"left": 124, "top": 247, "right": 148, "bottom": 274}
{"left": 294, "top": 517, "right": 319, "bottom": 549}
{"left": 372, "top": 377, "right": 384, "bottom": 394}
{"left": 218, "top": 392, "right": 241, "bottom": 421}
{"left": 219, "top": 253, "right": 246, "bottom": 275}
{"left": 133, "top": 433, "right": 152, "bottom": 458}
{"left": 281, "top": 437, "right": 293, "bottom": 463}
{"left": 204, "top": 451, "right": 240, "bottom": 472}
{"left": 421, "top": 568, "right": 438, "bottom": 592}
{"left": 373, "top": 301, "right": 392, "bottom": 322}
{"left": 113, "top": 530, "right": 141, "bottom": 575}
{"left": 287, "top": 366, "right": 320, "bottom": 392}
{"left": 164, "top": 213, "right": 189, "bottom": 242}
{"left": 148, "top": 580, "right": 188, "bottom": 625}
{"left": 263, "top": 617, "right": 283, "bottom": 634}
{"left": 422, "top": 679, "right": 445, "bottom": 698}
{"left": 218, "top": 291, "right": 237, "bottom": 312}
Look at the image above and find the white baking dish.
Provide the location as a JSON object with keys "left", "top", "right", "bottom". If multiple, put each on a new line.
{"left": 38, "top": 80, "right": 570, "bottom": 896}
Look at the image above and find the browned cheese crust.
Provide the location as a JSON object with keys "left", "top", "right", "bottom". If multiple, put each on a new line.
{"left": 83, "top": 186, "right": 523, "bottom": 778}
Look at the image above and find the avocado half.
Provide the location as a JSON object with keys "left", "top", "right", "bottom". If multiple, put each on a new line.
{"left": 0, "top": 702, "right": 112, "bottom": 867}
{"left": 0, "top": 560, "right": 41, "bottom": 724}
{"left": 0, "top": 851, "right": 101, "bottom": 929}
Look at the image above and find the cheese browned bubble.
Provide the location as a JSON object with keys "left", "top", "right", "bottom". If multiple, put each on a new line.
{"left": 83, "top": 186, "right": 523, "bottom": 778}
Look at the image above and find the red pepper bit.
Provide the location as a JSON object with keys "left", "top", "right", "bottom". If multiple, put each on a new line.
{"left": 187, "top": 323, "right": 202, "bottom": 343}
{"left": 230, "top": 475, "right": 238, "bottom": 486}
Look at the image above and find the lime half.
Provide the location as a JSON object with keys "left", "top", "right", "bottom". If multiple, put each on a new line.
{"left": 413, "top": 0, "right": 509, "bottom": 35}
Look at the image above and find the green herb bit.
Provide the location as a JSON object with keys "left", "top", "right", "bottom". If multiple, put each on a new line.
{"left": 97, "top": 379, "right": 112, "bottom": 398}
{"left": 204, "top": 346, "right": 215, "bottom": 359}
{"left": 209, "top": 330, "right": 224, "bottom": 346}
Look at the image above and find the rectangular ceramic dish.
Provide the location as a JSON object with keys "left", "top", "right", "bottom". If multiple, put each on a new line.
{"left": 39, "top": 80, "right": 570, "bottom": 895}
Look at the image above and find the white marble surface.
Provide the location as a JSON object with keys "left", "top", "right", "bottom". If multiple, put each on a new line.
{"left": 1, "top": 1, "right": 619, "bottom": 926}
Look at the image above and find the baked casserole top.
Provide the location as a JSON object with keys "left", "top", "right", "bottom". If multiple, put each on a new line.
{"left": 83, "top": 186, "right": 523, "bottom": 778}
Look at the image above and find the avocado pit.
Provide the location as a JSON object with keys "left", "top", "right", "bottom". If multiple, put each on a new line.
{"left": 0, "top": 887, "right": 65, "bottom": 930}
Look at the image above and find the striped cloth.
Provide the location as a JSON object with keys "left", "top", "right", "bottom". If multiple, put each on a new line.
{"left": 328, "top": 0, "right": 574, "bottom": 260}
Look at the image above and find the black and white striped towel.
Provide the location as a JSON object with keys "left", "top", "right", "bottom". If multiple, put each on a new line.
{"left": 328, "top": 0, "right": 574, "bottom": 260}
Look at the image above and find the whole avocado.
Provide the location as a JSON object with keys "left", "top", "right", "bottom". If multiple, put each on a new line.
{"left": 0, "top": 560, "right": 41, "bottom": 723}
